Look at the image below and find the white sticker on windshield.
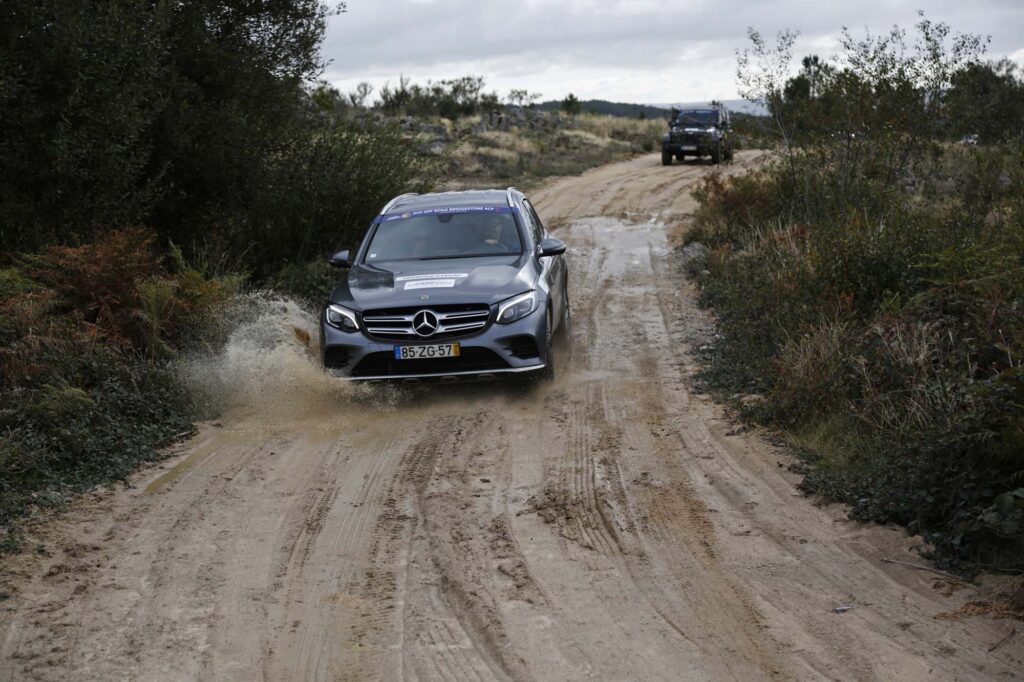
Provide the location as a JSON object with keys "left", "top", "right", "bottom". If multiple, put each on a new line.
{"left": 404, "top": 279, "right": 456, "bottom": 290}
{"left": 395, "top": 273, "right": 468, "bottom": 281}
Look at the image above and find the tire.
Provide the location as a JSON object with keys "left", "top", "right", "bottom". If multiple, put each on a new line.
{"left": 711, "top": 144, "right": 722, "bottom": 165}
{"left": 559, "top": 284, "right": 573, "bottom": 361}
{"left": 661, "top": 150, "right": 672, "bottom": 166}
{"left": 560, "top": 287, "right": 571, "bottom": 340}
{"left": 539, "top": 307, "right": 556, "bottom": 382}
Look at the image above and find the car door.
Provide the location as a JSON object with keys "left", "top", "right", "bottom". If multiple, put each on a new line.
{"left": 523, "top": 198, "right": 566, "bottom": 326}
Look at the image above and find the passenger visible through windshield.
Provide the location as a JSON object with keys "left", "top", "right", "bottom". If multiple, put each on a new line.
{"left": 365, "top": 208, "right": 523, "bottom": 262}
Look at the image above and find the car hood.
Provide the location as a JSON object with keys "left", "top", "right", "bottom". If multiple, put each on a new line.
{"left": 329, "top": 255, "right": 537, "bottom": 310}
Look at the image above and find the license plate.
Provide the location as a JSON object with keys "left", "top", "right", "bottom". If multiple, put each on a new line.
{"left": 393, "top": 342, "right": 460, "bottom": 360}
{"left": 681, "top": 145, "right": 697, "bottom": 151}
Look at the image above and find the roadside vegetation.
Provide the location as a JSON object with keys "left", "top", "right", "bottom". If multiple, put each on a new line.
{"left": 316, "top": 75, "right": 665, "bottom": 190}
{"left": 0, "top": 0, "right": 431, "bottom": 548}
{"left": 687, "top": 16, "right": 1024, "bottom": 573}
{"left": 444, "top": 111, "right": 663, "bottom": 188}
{"left": 0, "top": 1, "right": 666, "bottom": 548}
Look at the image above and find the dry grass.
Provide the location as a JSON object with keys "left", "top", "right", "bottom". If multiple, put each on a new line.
{"left": 474, "top": 130, "right": 540, "bottom": 154}
{"left": 575, "top": 113, "right": 665, "bottom": 141}
{"left": 442, "top": 112, "right": 662, "bottom": 187}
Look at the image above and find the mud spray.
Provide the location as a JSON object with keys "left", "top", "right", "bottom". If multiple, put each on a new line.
{"left": 178, "top": 294, "right": 395, "bottom": 427}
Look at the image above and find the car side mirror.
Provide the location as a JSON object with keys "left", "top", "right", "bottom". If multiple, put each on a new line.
{"left": 329, "top": 249, "right": 350, "bottom": 268}
{"left": 538, "top": 238, "right": 566, "bottom": 257}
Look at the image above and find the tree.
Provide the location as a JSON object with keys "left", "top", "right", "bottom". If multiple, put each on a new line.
{"left": 506, "top": 89, "right": 541, "bottom": 108}
{"left": 0, "top": 0, "right": 165, "bottom": 251}
{"left": 146, "top": 0, "right": 343, "bottom": 252}
{"left": 311, "top": 83, "right": 349, "bottom": 115}
{"left": 946, "top": 60, "right": 1024, "bottom": 143}
{"left": 736, "top": 14, "right": 988, "bottom": 223}
{"left": 739, "top": 15, "right": 986, "bottom": 169}
{"left": 560, "top": 93, "right": 581, "bottom": 116}
{"left": 348, "top": 82, "right": 374, "bottom": 108}
{"left": 480, "top": 91, "right": 501, "bottom": 112}
{"left": 0, "top": 0, "right": 346, "bottom": 255}
{"left": 378, "top": 76, "right": 413, "bottom": 114}
{"left": 736, "top": 27, "right": 799, "bottom": 150}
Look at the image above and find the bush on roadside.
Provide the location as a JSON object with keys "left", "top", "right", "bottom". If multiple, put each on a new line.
{"left": 0, "top": 1, "right": 438, "bottom": 550}
{"left": 693, "top": 148, "right": 1024, "bottom": 571}
{"left": 0, "top": 229, "right": 239, "bottom": 549}
{"left": 691, "top": 17, "right": 1024, "bottom": 572}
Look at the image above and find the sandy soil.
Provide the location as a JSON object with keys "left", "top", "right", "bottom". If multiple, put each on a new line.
{"left": 2, "top": 152, "right": 1022, "bottom": 681}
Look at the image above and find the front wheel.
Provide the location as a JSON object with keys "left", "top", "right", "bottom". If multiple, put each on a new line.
{"left": 559, "top": 286, "right": 572, "bottom": 362}
{"left": 711, "top": 144, "right": 722, "bottom": 165}
{"left": 539, "top": 307, "right": 556, "bottom": 382}
{"left": 661, "top": 150, "right": 672, "bottom": 166}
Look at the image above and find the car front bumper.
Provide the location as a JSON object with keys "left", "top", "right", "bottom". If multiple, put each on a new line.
{"left": 663, "top": 141, "right": 713, "bottom": 156}
{"left": 320, "top": 305, "right": 549, "bottom": 381}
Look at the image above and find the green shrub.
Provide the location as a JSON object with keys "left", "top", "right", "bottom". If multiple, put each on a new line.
{"left": 0, "top": 350, "right": 193, "bottom": 550}
{"left": 0, "top": 1, "right": 436, "bottom": 551}
{"left": 0, "top": 229, "right": 240, "bottom": 549}
{"left": 692, "top": 17, "right": 1024, "bottom": 571}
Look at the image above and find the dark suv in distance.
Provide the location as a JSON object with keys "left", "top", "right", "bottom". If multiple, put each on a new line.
{"left": 320, "top": 188, "right": 570, "bottom": 382}
{"left": 662, "top": 105, "right": 733, "bottom": 165}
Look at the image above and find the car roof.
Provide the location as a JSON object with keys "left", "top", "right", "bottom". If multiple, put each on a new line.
{"left": 386, "top": 189, "right": 511, "bottom": 215}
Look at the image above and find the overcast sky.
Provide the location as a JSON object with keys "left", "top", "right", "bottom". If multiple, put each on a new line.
{"left": 321, "top": 1, "right": 1024, "bottom": 105}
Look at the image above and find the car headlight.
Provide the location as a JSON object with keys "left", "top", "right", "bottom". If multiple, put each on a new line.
{"left": 496, "top": 291, "right": 537, "bottom": 324}
{"left": 325, "top": 304, "right": 359, "bottom": 332}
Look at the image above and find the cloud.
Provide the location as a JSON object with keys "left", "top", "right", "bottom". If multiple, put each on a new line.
{"left": 322, "top": 0, "right": 1024, "bottom": 103}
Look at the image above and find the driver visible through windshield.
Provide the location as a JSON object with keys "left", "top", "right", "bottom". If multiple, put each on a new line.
{"left": 365, "top": 207, "right": 523, "bottom": 262}
{"left": 675, "top": 110, "right": 717, "bottom": 127}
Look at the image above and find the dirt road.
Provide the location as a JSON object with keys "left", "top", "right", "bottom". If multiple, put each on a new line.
{"left": 2, "top": 152, "right": 1021, "bottom": 681}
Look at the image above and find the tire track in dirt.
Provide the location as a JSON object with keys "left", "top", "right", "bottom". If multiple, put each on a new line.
{"left": 407, "top": 412, "right": 532, "bottom": 681}
{"left": 266, "top": 432, "right": 404, "bottom": 681}
{"left": 554, "top": 218, "right": 784, "bottom": 677}
{"left": 3, "top": 151, "right": 1023, "bottom": 681}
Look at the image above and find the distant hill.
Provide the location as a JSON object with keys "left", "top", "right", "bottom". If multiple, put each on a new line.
{"left": 533, "top": 99, "right": 673, "bottom": 119}
{"left": 533, "top": 98, "right": 768, "bottom": 119}
{"left": 654, "top": 99, "right": 769, "bottom": 116}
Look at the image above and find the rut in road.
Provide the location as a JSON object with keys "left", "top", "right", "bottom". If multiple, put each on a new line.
{"left": 2, "top": 152, "right": 1023, "bottom": 681}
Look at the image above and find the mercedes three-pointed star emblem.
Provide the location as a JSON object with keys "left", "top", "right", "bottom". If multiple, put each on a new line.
{"left": 413, "top": 310, "right": 439, "bottom": 337}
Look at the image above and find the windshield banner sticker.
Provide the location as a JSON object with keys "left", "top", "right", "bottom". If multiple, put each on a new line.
{"left": 395, "top": 273, "right": 469, "bottom": 281}
{"left": 404, "top": 279, "right": 457, "bottom": 290}
{"left": 373, "top": 206, "right": 518, "bottom": 223}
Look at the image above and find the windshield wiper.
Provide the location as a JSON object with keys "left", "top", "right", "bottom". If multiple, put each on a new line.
{"left": 418, "top": 252, "right": 518, "bottom": 260}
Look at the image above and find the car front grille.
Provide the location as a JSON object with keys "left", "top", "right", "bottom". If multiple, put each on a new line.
{"left": 673, "top": 132, "right": 705, "bottom": 144}
{"left": 361, "top": 304, "right": 491, "bottom": 340}
{"left": 351, "top": 347, "right": 509, "bottom": 378}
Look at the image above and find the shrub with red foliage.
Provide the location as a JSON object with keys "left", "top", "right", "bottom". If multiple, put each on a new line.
{"left": 21, "top": 229, "right": 160, "bottom": 350}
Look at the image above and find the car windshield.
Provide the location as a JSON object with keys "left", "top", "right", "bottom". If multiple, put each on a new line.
{"left": 675, "top": 111, "right": 718, "bottom": 127}
{"left": 364, "top": 208, "right": 523, "bottom": 262}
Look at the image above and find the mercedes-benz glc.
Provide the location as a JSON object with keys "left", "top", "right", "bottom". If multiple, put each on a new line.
{"left": 319, "top": 188, "right": 569, "bottom": 381}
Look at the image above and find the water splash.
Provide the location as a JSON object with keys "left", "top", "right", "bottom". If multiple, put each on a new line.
{"left": 178, "top": 293, "right": 388, "bottom": 424}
